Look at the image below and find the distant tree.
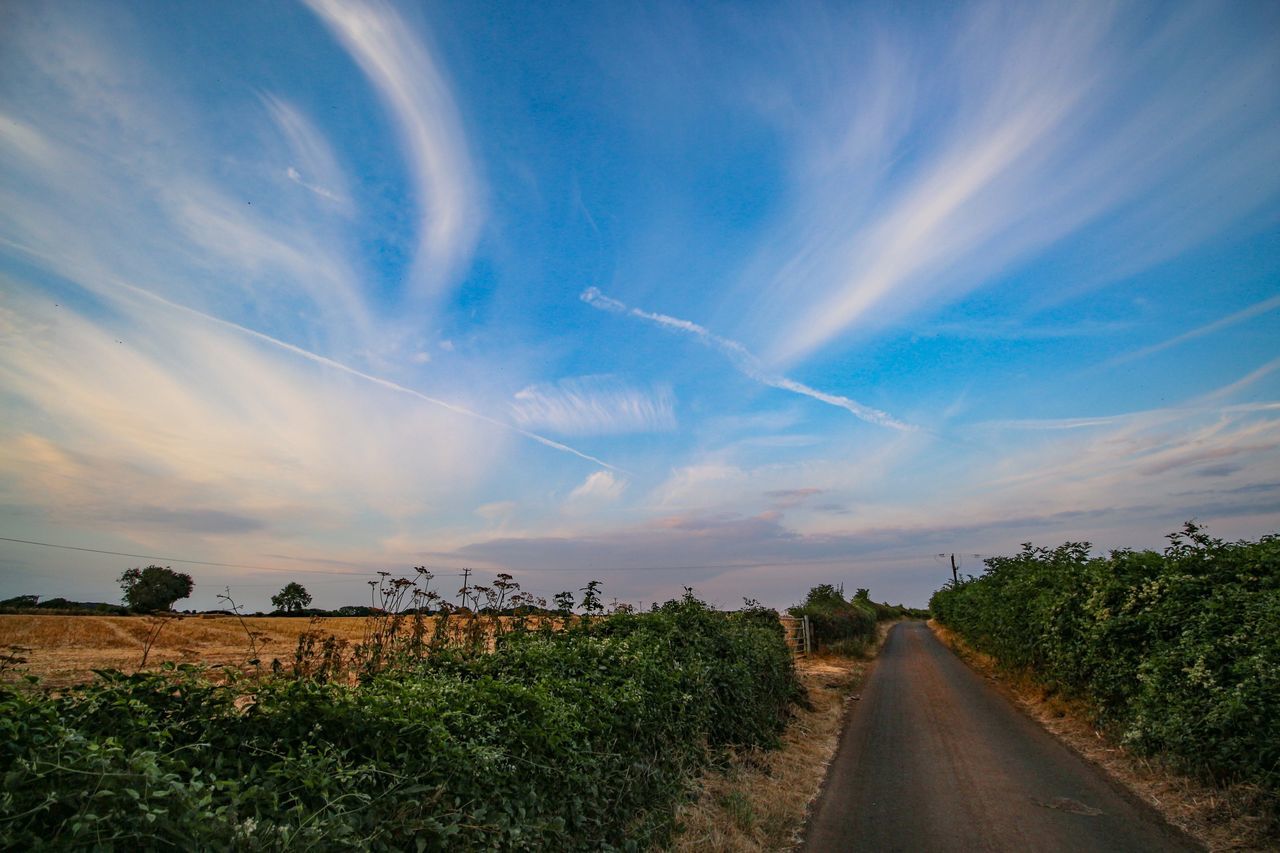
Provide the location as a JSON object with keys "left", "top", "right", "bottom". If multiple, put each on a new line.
{"left": 802, "top": 583, "right": 848, "bottom": 608}
{"left": 271, "top": 582, "right": 312, "bottom": 613}
{"left": 0, "top": 595, "right": 40, "bottom": 610}
{"left": 119, "top": 565, "right": 193, "bottom": 613}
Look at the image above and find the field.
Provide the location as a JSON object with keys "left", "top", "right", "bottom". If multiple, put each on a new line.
{"left": 0, "top": 615, "right": 374, "bottom": 684}
{"left": 2, "top": 612, "right": 815, "bottom": 686}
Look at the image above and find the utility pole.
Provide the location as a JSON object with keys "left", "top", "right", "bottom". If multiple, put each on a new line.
{"left": 458, "top": 567, "right": 472, "bottom": 607}
{"left": 950, "top": 553, "right": 959, "bottom": 586}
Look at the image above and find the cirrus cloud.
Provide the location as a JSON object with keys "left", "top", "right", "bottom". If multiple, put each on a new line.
{"left": 512, "top": 375, "right": 676, "bottom": 436}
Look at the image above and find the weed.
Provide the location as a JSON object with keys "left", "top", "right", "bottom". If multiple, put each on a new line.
{"left": 217, "top": 587, "right": 265, "bottom": 668}
{"left": 0, "top": 644, "right": 29, "bottom": 678}
{"left": 136, "top": 613, "right": 179, "bottom": 669}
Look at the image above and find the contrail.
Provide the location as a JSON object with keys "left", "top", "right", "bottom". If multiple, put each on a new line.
{"left": 1108, "top": 293, "right": 1280, "bottom": 367}
{"left": 112, "top": 279, "right": 622, "bottom": 471}
{"left": 581, "top": 287, "right": 914, "bottom": 431}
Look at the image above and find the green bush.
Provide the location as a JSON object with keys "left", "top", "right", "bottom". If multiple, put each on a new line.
{"left": 852, "top": 588, "right": 929, "bottom": 622}
{"left": 0, "top": 592, "right": 801, "bottom": 850}
{"left": 930, "top": 524, "right": 1279, "bottom": 803}
{"left": 788, "top": 584, "right": 876, "bottom": 652}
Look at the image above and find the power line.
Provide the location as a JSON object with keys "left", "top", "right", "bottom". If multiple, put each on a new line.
{"left": 497, "top": 555, "right": 943, "bottom": 573}
{"left": 0, "top": 536, "right": 368, "bottom": 576}
{"left": 2, "top": 535, "right": 954, "bottom": 582}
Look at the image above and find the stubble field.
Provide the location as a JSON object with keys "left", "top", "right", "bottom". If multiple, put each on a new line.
{"left": 0, "top": 614, "right": 372, "bottom": 684}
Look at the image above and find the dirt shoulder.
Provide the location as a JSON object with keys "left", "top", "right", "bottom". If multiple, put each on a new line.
{"left": 929, "top": 620, "right": 1277, "bottom": 852}
{"left": 672, "top": 620, "right": 897, "bottom": 852}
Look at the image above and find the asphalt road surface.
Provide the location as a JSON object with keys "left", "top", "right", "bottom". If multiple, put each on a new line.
{"left": 801, "top": 621, "right": 1201, "bottom": 852}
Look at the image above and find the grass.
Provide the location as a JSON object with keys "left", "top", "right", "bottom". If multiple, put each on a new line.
{"left": 673, "top": 620, "right": 898, "bottom": 851}
{"left": 930, "top": 619, "right": 1277, "bottom": 852}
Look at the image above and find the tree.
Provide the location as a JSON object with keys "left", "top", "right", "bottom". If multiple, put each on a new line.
{"left": 271, "top": 582, "right": 312, "bottom": 613}
{"left": 119, "top": 565, "right": 193, "bottom": 613}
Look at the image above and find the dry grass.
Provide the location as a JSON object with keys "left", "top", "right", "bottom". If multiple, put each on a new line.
{"left": 672, "top": 621, "right": 897, "bottom": 852}
{"left": 0, "top": 614, "right": 374, "bottom": 685}
{"left": 929, "top": 620, "right": 1278, "bottom": 852}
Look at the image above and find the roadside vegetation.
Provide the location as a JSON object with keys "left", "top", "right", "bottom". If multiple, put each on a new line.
{"left": 788, "top": 584, "right": 927, "bottom": 656}
{"left": 675, "top": 587, "right": 920, "bottom": 851}
{"left": 0, "top": 579, "right": 803, "bottom": 850}
{"left": 930, "top": 523, "right": 1279, "bottom": 836}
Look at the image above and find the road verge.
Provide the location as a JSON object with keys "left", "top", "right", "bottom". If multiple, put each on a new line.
{"left": 673, "top": 620, "right": 897, "bottom": 851}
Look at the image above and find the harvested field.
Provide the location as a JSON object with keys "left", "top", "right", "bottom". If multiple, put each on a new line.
{"left": 0, "top": 614, "right": 372, "bottom": 684}
{"left": 0, "top": 613, "right": 600, "bottom": 685}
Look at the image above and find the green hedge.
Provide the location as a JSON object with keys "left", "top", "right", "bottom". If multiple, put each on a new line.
{"left": 930, "top": 525, "right": 1279, "bottom": 800}
{"left": 788, "top": 584, "right": 877, "bottom": 652}
{"left": 0, "top": 595, "right": 801, "bottom": 850}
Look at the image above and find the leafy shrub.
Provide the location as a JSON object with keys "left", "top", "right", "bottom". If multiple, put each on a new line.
{"left": 788, "top": 584, "right": 876, "bottom": 652}
{"left": 0, "top": 592, "right": 801, "bottom": 850}
{"left": 930, "top": 524, "right": 1279, "bottom": 803}
{"left": 852, "top": 588, "right": 929, "bottom": 621}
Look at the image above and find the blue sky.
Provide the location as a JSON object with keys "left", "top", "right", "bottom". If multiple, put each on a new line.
{"left": 1, "top": 0, "right": 1278, "bottom": 610}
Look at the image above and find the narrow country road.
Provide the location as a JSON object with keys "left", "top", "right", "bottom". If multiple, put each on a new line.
{"left": 801, "top": 622, "right": 1201, "bottom": 852}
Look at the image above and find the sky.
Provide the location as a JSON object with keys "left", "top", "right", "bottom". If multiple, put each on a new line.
{"left": 1, "top": 0, "right": 1278, "bottom": 611}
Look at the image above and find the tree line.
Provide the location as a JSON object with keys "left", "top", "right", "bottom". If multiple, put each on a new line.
{"left": 1, "top": 565, "right": 313, "bottom": 616}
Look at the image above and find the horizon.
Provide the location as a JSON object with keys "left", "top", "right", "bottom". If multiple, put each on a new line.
{"left": 2, "top": 0, "right": 1278, "bottom": 611}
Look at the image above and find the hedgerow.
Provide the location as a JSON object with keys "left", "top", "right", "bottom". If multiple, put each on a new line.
{"left": 0, "top": 593, "right": 801, "bottom": 850}
{"left": 929, "top": 524, "right": 1279, "bottom": 804}
{"left": 788, "top": 584, "right": 877, "bottom": 653}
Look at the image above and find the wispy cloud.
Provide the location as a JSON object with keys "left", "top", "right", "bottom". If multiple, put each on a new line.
{"left": 109, "top": 279, "right": 620, "bottom": 471}
{"left": 766, "top": 488, "right": 823, "bottom": 509}
{"left": 286, "top": 166, "right": 344, "bottom": 204}
{"left": 2, "top": 1, "right": 1276, "bottom": 613}
{"left": 0, "top": 11, "right": 374, "bottom": 341}
{"left": 581, "top": 287, "right": 913, "bottom": 431}
{"left": 1110, "top": 294, "right": 1280, "bottom": 366}
{"left": 263, "top": 94, "right": 352, "bottom": 210}
{"left": 1200, "top": 356, "right": 1280, "bottom": 403}
{"left": 475, "top": 501, "right": 517, "bottom": 523}
{"left": 977, "top": 414, "right": 1134, "bottom": 432}
{"left": 512, "top": 375, "right": 675, "bottom": 436}
{"left": 568, "top": 470, "right": 627, "bottom": 503}
{"left": 304, "top": 0, "right": 481, "bottom": 296}
{"left": 0, "top": 291, "right": 494, "bottom": 534}
{"left": 744, "top": 2, "right": 1280, "bottom": 363}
